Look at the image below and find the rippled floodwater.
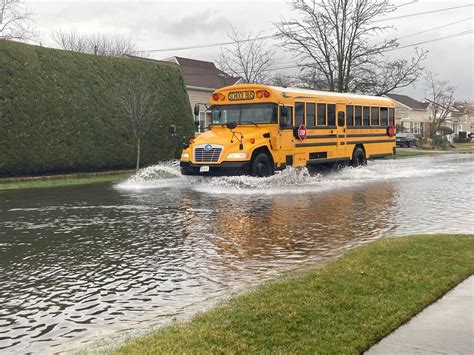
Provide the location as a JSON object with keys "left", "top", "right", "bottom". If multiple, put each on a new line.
{"left": 0, "top": 154, "right": 473, "bottom": 353}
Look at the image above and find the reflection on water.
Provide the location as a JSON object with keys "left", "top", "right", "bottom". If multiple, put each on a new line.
{"left": 0, "top": 154, "right": 473, "bottom": 353}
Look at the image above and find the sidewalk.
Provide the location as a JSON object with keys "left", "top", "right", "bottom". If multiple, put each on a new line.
{"left": 367, "top": 275, "right": 473, "bottom": 354}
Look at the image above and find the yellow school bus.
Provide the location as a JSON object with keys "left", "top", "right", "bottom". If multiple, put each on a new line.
{"left": 180, "top": 84, "right": 396, "bottom": 176}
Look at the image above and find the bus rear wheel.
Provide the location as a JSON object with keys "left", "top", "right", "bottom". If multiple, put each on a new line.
{"left": 351, "top": 147, "right": 367, "bottom": 167}
{"left": 251, "top": 153, "right": 274, "bottom": 177}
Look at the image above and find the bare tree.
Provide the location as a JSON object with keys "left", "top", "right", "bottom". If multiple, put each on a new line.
{"left": 53, "top": 29, "right": 137, "bottom": 57}
{"left": 218, "top": 27, "right": 275, "bottom": 84}
{"left": 0, "top": 0, "right": 35, "bottom": 41}
{"left": 354, "top": 48, "right": 427, "bottom": 95}
{"left": 424, "top": 72, "right": 455, "bottom": 139}
{"left": 119, "top": 77, "right": 161, "bottom": 171}
{"left": 268, "top": 73, "right": 297, "bottom": 87}
{"left": 52, "top": 29, "right": 89, "bottom": 52}
{"left": 276, "top": 0, "right": 426, "bottom": 95}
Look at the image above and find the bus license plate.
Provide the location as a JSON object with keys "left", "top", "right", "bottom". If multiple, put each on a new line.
{"left": 200, "top": 166, "right": 210, "bottom": 172}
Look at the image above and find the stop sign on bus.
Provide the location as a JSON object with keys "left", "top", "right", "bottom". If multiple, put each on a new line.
{"left": 297, "top": 124, "right": 307, "bottom": 141}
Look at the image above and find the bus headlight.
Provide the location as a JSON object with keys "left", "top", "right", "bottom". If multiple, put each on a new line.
{"left": 181, "top": 152, "right": 190, "bottom": 159}
{"left": 226, "top": 152, "right": 248, "bottom": 160}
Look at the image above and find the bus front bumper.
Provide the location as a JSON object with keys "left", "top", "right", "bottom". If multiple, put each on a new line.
{"left": 180, "top": 161, "right": 251, "bottom": 176}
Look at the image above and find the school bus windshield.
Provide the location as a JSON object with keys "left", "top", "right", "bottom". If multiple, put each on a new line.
{"left": 210, "top": 103, "right": 278, "bottom": 125}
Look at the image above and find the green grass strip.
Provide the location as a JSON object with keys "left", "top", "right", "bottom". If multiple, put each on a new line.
{"left": 0, "top": 174, "right": 131, "bottom": 191}
{"left": 392, "top": 150, "right": 434, "bottom": 158}
{"left": 114, "top": 234, "right": 474, "bottom": 354}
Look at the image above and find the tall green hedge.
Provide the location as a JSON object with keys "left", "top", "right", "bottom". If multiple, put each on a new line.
{"left": 0, "top": 40, "right": 194, "bottom": 176}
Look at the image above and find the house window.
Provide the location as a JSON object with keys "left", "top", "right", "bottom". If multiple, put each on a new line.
{"left": 412, "top": 122, "right": 421, "bottom": 135}
{"left": 454, "top": 124, "right": 461, "bottom": 134}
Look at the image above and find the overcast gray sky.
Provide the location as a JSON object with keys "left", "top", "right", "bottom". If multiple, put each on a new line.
{"left": 27, "top": 0, "right": 473, "bottom": 100}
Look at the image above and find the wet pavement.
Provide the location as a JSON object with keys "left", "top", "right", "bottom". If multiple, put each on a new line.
{"left": 0, "top": 154, "right": 473, "bottom": 353}
{"left": 367, "top": 275, "right": 474, "bottom": 355}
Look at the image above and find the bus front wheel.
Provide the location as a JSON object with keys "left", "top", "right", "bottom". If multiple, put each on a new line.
{"left": 251, "top": 153, "right": 274, "bottom": 177}
{"left": 351, "top": 147, "right": 367, "bottom": 167}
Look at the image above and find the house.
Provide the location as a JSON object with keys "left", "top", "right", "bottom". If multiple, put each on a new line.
{"left": 450, "top": 102, "right": 474, "bottom": 135}
{"left": 163, "top": 56, "right": 241, "bottom": 131}
{"left": 385, "top": 93, "right": 431, "bottom": 137}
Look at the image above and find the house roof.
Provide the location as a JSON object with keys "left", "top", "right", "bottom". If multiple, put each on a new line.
{"left": 385, "top": 93, "right": 430, "bottom": 110}
{"left": 164, "top": 56, "right": 241, "bottom": 90}
{"left": 452, "top": 102, "right": 474, "bottom": 116}
{"left": 123, "top": 54, "right": 179, "bottom": 67}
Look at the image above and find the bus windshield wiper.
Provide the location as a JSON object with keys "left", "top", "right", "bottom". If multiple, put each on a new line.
{"left": 240, "top": 121, "right": 259, "bottom": 127}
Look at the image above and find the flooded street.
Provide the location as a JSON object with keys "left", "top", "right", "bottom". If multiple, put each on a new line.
{"left": 0, "top": 154, "right": 473, "bottom": 353}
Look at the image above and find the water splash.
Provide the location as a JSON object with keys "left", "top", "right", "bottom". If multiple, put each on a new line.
{"left": 115, "top": 156, "right": 457, "bottom": 195}
{"left": 115, "top": 161, "right": 185, "bottom": 190}
{"left": 193, "top": 158, "right": 454, "bottom": 195}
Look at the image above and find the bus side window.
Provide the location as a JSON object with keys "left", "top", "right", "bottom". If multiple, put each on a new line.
{"left": 327, "top": 104, "right": 336, "bottom": 126}
{"left": 363, "top": 106, "right": 370, "bottom": 127}
{"left": 317, "top": 103, "right": 326, "bottom": 126}
{"left": 371, "top": 107, "right": 379, "bottom": 126}
{"left": 380, "top": 107, "right": 388, "bottom": 127}
{"left": 346, "top": 105, "right": 354, "bottom": 127}
{"left": 306, "top": 103, "right": 316, "bottom": 127}
{"left": 337, "top": 111, "right": 345, "bottom": 127}
{"left": 283, "top": 106, "right": 293, "bottom": 127}
{"left": 295, "top": 102, "right": 305, "bottom": 126}
{"left": 389, "top": 108, "right": 395, "bottom": 126}
{"left": 355, "top": 106, "right": 362, "bottom": 127}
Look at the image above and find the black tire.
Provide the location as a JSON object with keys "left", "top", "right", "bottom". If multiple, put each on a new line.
{"left": 251, "top": 153, "right": 274, "bottom": 177}
{"left": 351, "top": 147, "right": 367, "bottom": 167}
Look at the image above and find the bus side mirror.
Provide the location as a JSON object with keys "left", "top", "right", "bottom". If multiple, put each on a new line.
{"left": 226, "top": 121, "right": 237, "bottom": 130}
{"left": 194, "top": 104, "right": 200, "bottom": 117}
{"left": 168, "top": 125, "right": 177, "bottom": 135}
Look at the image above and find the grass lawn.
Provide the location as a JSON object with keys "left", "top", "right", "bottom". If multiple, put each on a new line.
{"left": 114, "top": 234, "right": 474, "bottom": 354}
{"left": 389, "top": 150, "right": 434, "bottom": 159}
{"left": 0, "top": 173, "right": 131, "bottom": 191}
{"left": 453, "top": 141, "right": 474, "bottom": 152}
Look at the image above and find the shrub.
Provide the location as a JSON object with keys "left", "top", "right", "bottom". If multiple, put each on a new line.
{"left": 453, "top": 136, "right": 472, "bottom": 144}
{"left": 432, "top": 135, "right": 448, "bottom": 150}
{"left": 0, "top": 40, "right": 194, "bottom": 176}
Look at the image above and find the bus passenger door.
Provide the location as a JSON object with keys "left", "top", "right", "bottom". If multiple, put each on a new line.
{"left": 336, "top": 104, "right": 347, "bottom": 155}
{"left": 278, "top": 105, "right": 295, "bottom": 166}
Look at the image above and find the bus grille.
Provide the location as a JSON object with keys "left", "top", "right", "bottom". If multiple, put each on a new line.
{"left": 194, "top": 147, "right": 222, "bottom": 163}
